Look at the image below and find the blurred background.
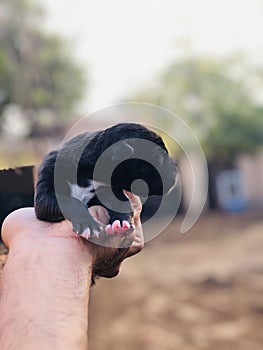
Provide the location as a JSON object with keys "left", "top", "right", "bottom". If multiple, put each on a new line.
{"left": 0, "top": 0, "right": 263, "bottom": 349}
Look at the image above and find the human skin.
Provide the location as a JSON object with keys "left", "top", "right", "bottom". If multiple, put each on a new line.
{"left": 0, "top": 191, "right": 143, "bottom": 350}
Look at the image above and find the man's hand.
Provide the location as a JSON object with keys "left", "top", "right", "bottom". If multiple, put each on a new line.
{"left": 0, "top": 191, "right": 143, "bottom": 350}
{"left": 88, "top": 190, "right": 144, "bottom": 279}
{"left": 2, "top": 190, "right": 144, "bottom": 279}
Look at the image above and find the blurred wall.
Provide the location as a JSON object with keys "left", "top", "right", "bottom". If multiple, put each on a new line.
{"left": 237, "top": 152, "right": 263, "bottom": 209}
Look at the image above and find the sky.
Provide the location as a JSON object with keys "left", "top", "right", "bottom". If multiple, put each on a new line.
{"left": 43, "top": 0, "right": 263, "bottom": 114}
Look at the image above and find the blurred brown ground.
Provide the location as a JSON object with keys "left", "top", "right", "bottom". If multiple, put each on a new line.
{"left": 1, "top": 212, "right": 263, "bottom": 350}
{"left": 89, "top": 212, "right": 263, "bottom": 350}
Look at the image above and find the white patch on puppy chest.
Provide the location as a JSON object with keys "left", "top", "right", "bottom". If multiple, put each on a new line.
{"left": 68, "top": 182, "right": 95, "bottom": 203}
{"left": 92, "top": 180, "right": 109, "bottom": 189}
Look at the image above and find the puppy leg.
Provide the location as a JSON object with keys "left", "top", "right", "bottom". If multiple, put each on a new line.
{"left": 35, "top": 188, "right": 102, "bottom": 237}
{"left": 105, "top": 201, "right": 134, "bottom": 237}
{"left": 35, "top": 191, "right": 64, "bottom": 222}
{"left": 35, "top": 174, "right": 64, "bottom": 222}
{"left": 88, "top": 190, "right": 134, "bottom": 237}
{"left": 56, "top": 194, "right": 102, "bottom": 238}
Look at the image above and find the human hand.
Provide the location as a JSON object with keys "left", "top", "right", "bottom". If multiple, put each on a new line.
{"left": 89, "top": 190, "right": 144, "bottom": 279}
{"left": 1, "top": 191, "right": 144, "bottom": 280}
{"left": 0, "top": 191, "right": 143, "bottom": 350}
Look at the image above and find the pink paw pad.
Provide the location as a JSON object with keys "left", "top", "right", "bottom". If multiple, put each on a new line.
{"left": 113, "top": 220, "right": 121, "bottom": 230}
{"left": 106, "top": 220, "right": 133, "bottom": 236}
{"left": 122, "top": 220, "right": 130, "bottom": 229}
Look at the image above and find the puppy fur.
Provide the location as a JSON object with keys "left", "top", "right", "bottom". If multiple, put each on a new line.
{"left": 34, "top": 123, "right": 177, "bottom": 236}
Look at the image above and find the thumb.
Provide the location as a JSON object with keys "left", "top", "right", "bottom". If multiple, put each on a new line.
{"left": 123, "top": 190, "right": 142, "bottom": 218}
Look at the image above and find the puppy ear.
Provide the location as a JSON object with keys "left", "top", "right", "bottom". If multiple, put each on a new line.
{"left": 111, "top": 141, "right": 134, "bottom": 161}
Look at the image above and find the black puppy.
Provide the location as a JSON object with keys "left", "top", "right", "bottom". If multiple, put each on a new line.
{"left": 35, "top": 123, "right": 177, "bottom": 238}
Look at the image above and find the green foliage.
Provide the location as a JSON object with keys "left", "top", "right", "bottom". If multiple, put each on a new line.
{"left": 205, "top": 107, "right": 263, "bottom": 161}
{"left": 0, "top": 0, "right": 85, "bottom": 129}
{"left": 132, "top": 56, "right": 263, "bottom": 161}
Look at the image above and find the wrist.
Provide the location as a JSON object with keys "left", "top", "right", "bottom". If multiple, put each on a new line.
{"left": 1, "top": 232, "right": 94, "bottom": 350}
{"left": 10, "top": 234, "right": 95, "bottom": 272}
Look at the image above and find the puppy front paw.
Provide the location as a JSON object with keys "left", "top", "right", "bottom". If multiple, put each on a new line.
{"left": 105, "top": 220, "right": 134, "bottom": 237}
{"left": 72, "top": 217, "right": 102, "bottom": 239}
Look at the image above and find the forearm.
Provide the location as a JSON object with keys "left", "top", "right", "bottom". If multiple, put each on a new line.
{"left": 0, "top": 235, "right": 94, "bottom": 350}
{"left": 0, "top": 196, "right": 143, "bottom": 350}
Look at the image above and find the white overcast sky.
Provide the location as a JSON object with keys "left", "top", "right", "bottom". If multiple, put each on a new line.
{"left": 43, "top": 0, "right": 263, "bottom": 113}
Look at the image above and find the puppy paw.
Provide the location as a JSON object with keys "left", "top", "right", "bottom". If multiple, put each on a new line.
{"left": 73, "top": 218, "right": 102, "bottom": 239}
{"left": 105, "top": 220, "right": 134, "bottom": 237}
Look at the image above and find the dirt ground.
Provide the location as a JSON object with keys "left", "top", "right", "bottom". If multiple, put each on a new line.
{"left": 88, "top": 211, "right": 263, "bottom": 350}
{"left": 1, "top": 211, "right": 263, "bottom": 350}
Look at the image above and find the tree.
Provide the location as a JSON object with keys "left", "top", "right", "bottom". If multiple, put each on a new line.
{"left": 0, "top": 0, "right": 86, "bottom": 135}
{"left": 131, "top": 56, "right": 263, "bottom": 163}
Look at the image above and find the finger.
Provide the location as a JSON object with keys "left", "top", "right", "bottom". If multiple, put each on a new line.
{"left": 88, "top": 205, "right": 110, "bottom": 225}
{"left": 97, "top": 264, "right": 121, "bottom": 278}
{"left": 123, "top": 190, "right": 142, "bottom": 219}
{"left": 126, "top": 228, "right": 144, "bottom": 257}
{"left": 123, "top": 191, "right": 144, "bottom": 257}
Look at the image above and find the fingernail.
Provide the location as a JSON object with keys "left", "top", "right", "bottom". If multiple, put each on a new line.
{"left": 124, "top": 190, "right": 133, "bottom": 199}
